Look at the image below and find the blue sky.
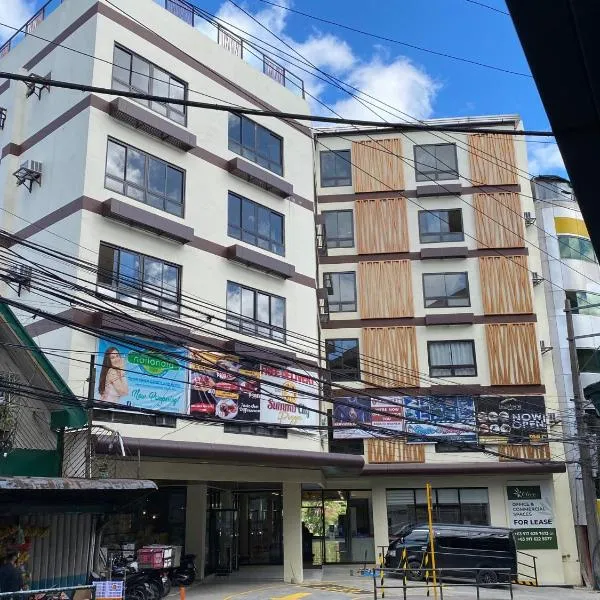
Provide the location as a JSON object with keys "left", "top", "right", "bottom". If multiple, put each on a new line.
{"left": 2, "top": 0, "right": 565, "bottom": 176}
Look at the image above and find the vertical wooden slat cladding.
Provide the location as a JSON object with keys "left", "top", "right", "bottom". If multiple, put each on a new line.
{"left": 352, "top": 138, "right": 404, "bottom": 192}
{"left": 468, "top": 133, "right": 519, "bottom": 185}
{"left": 358, "top": 261, "right": 414, "bottom": 318}
{"left": 479, "top": 256, "right": 532, "bottom": 314}
{"left": 363, "top": 326, "right": 419, "bottom": 387}
{"left": 474, "top": 192, "right": 524, "bottom": 248}
{"left": 498, "top": 444, "right": 551, "bottom": 461}
{"left": 355, "top": 197, "right": 409, "bottom": 254}
{"left": 486, "top": 323, "right": 541, "bottom": 385}
{"left": 366, "top": 438, "right": 425, "bottom": 463}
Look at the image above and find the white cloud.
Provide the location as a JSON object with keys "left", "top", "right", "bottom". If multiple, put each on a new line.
{"left": 0, "top": 0, "right": 34, "bottom": 43}
{"left": 528, "top": 143, "right": 566, "bottom": 176}
{"left": 208, "top": 1, "right": 438, "bottom": 123}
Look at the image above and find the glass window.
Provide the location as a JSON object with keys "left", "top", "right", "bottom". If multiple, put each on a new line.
{"left": 414, "top": 144, "right": 459, "bottom": 182}
{"left": 105, "top": 139, "right": 184, "bottom": 216}
{"left": 227, "top": 192, "right": 285, "bottom": 256}
{"left": 226, "top": 282, "right": 286, "bottom": 342}
{"left": 228, "top": 113, "right": 283, "bottom": 175}
{"left": 111, "top": 45, "right": 187, "bottom": 124}
{"left": 320, "top": 150, "right": 352, "bottom": 187}
{"left": 418, "top": 209, "right": 464, "bottom": 243}
{"left": 577, "top": 348, "right": 600, "bottom": 373}
{"left": 326, "top": 338, "right": 360, "bottom": 381}
{"left": 566, "top": 290, "right": 600, "bottom": 316}
{"left": 324, "top": 272, "right": 357, "bottom": 312}
{"left": 323, "top": 211, "right": 354, "bottom": 248}
{"left": 96, "top": 243, "right": 180, "bottom": 315}
{"left": 558, "top": 235, "right": 597, "bottom": 263}
{"left": 428, "top": 340, "right": 476, "bottom": 377}
{"left": 423, "top": 273, "right": 470, "bottom": 308}
{"left": 386, "top": 488, "right": 489, "bottom": 533}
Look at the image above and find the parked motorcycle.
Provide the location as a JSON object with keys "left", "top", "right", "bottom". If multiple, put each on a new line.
{"left": 168, "top": 554, "right": 196, "bottom": 586}
{"left": 91, "top": 563, "right": 151, "bottom": 600}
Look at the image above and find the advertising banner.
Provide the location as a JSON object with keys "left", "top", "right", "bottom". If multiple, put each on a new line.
{"left": 506, "top": 484, "right": 558, "bottom": 549}
{"left": 404, "top": 396, "right": 477, "bottom": 443}
{"left": 95, "top": 337, "right": 188, "bottom": 413}
{"left": 189, "top": 351, "right": 319, "bottom": 426}
{"left": 476, "top": 396, "right": 547, "bottom": 444}
{"left": 189, "top": 351, "right": 261, "bottom": 421}
{"left": 332, "top": 396, "right": 372, "bottom": 438}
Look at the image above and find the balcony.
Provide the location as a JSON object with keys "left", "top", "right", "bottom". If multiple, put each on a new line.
{"left": 153, "top": 0, "right": 305, "bottom": 98}
{"left": 0, "top": 0, "right": 63, "bottom": 58}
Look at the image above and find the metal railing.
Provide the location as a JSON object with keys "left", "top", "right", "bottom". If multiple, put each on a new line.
{"left": 153, "top": 0, "right": 305, "bottom": 98}
{"left": 0, "top": 0, "right": 64, "bottom": 59}
{"left": 516, "top": 550, "right": 538, "bottom": 585}
{"left": 373, "top": 567, "right": 514, "bottom": 600}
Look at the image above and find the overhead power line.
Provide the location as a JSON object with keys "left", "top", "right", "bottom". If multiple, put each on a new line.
{"left": 0, "top": 71, "right": 556, "bottom": 136}
{"left": 248, "top": 0, "right": 526, "bottom": 76}
{"left": 463, "top": 0, "right": 510, "bottom": 16}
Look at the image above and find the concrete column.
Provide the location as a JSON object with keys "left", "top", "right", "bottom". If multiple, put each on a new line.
{"left": 185, "top": 484, "right": 207, "bottom": 580}
{"left": 372, "top": 484, "right": 389, "bottom": 564}
{"left": 282, "top": 481, "right": 303, "bottom": 584}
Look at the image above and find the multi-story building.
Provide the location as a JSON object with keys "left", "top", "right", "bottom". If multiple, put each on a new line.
{"left": 314, "top": 123, "right": 580, "bottom": 585}
{"left": 0, "top": 0, "right": 581, "bottom": 587}
{"left": 532, "top": 174, "right": 600, "bottom": 562}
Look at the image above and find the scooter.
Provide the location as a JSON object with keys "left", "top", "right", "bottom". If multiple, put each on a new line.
{"left": 91, "top": 561, "right": 152, "bottom": 600}
{"left": 168, "top": 554, "right": 196, "bottom": 586}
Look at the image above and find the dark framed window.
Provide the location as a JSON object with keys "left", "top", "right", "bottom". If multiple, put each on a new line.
{"left": 324, "top": 272, "right": 357, "bottom": 312}
{"left": 228, "top": 113, "right": 283, "bottom": 175}
{"left": 323, "top": 210, "right": 354, "bottom": 248}
{"left": 224, "top": 423, "right": 287, "bottom": 438}
{"left": 386, "top": 488, "right": 490, "bottom": 532}
{"left": 227, "top": 192, "right": 284, "bottom": 256}
{"left": 326, "top": 338, "right": 360, "bottom": 381}
{"left": 320, "top": 150, "right": 352, "bottom": 187}
{"left": 97, "top": 243, "right": 181, "bottom": 314}
{"left": 105, "top": 139, "right": 184, "bottom": 217}
{"left": 112, "top": 45, "right": 187, "bottom": 125}
{"left": 226, "top": 281, "right": 286, "bottom": 341}
{"left": 423, "top": 273, "right": 470, "bottom": 308}
{"left": 414, "top": 143, "right": 459, "bottom": 182}
{"left": 558, "top": 235, "right": 597, "bottom": 263}
{"left": 418, "top": 209, "right": 463, "bottom": 243}
{"left": 566, "top": 291, "right": 600, "bottom": 316}
{"left": 577, "top": 348, "right": 600, "bottom": 374}
{"left": 428, "top": 340, "right": 476, "bottom": 377}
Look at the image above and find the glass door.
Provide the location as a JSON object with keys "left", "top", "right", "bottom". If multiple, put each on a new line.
{"left": 207, "top": 508, "right": 239, "bottom": 575}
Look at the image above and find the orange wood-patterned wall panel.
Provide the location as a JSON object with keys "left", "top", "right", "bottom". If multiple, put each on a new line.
{"left": 358, "top": 261, "right": 414, "bottom": 318}
{"left": 498, "top": 444, "right": 551, "bottom": 462}
{"left": 479, "top": 256, "right": 533, "bottom": 314}
{"left": 355, "top": 197, "right": 409, "bottom": 254}
{"left": 486, "top": 323, "right": 541, "bottom": 385}
{"left": 473, "top": 193, "right": 525, "bottom": 248}
{"left": 362, "top": 327, "right": 419, "bottom": 387}
{"left": 468, "top": 133, "right": 519, "bottom": 185}
{"left": 366, "top": 439, "right": 425, "bottom": 463}
{"left": 352, "top": 138, "right": 404, "bottom": 193}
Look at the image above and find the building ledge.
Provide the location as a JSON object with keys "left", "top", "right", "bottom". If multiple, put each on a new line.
{"left": 228, "top": 157, "right": 293, "bottom": 198}
{"left": 416, "top": 183, "right": 463, "bottom": 197}
{"left": 424, "top": 313, "right": 475, "bottom": 326}
{"left": 226, "top": 243, "right": 296, "bottom": 279}
{"left": 103, "top": 198, "right": 195, "bottom": 244}
{"left": 109, "top": 97, "right": 196, "bottom": 151}
{"left": 420, "top": 246, "right": 469, "bottom": 259}
{"left": 360, "top": 461, "right": 566, "bottom": 477}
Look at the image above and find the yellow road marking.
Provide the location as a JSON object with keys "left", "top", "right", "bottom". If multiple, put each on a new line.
{"left": 222, "top": 584, "right": 286, "bottom": 600}
{"left": 270, "top": 594, "right": 312, "bottom": 600}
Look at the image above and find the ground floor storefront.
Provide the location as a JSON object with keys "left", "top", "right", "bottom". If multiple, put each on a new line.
{"left": 102, "top": 439, "right": 580, "bottom": 588}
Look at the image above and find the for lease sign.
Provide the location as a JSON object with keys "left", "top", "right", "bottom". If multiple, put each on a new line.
{"left": 506, "top": 485, "right": 558, "bottom": 549}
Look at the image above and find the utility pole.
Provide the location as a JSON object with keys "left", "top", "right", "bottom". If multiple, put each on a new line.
{"left": 85, "top": 354, "right": 96, "bottom": 479}
{"left": 565, "top": 298, "right": 600, "bottom": 588}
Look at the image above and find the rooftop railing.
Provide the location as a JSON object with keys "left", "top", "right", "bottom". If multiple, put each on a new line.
{"left": 0, "top": 0, "right": 63, "bottom": 59}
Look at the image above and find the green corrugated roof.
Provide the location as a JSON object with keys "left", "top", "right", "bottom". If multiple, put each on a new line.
{"left": 0, "top": 302, "right": 86, "bottom": 429}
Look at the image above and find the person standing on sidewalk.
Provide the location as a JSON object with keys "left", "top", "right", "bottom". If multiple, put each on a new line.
{"left": 0, "top": 552, "right": 23, "bottom": 597}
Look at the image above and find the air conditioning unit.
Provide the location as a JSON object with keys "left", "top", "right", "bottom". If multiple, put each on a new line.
{"left": 524, "top": 211, "right": 536, "bottom": 226}
{"left": 532, "top": 271, "right": 544, "bottom": 286}
{"left": 13, "top": 160, "right": 42, "bottom": 192}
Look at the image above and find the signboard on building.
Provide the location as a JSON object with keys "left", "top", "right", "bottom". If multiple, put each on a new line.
{"left": 332, "top": 396, "right": 404, "bottom": 439}
{"left": 404, "top": 396, "right": 477, "bottom": 443}
{"left": 189, "top": 351, "right": 319, "bottom": 426}
{"left": 95, "top": 337, "right": 188, "bottom": 413}
{"left": 506, "top": 484, "right": 558, "bottom": 549}
{"left": 476, "top": 396, "right": 547, "bottom": 444}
